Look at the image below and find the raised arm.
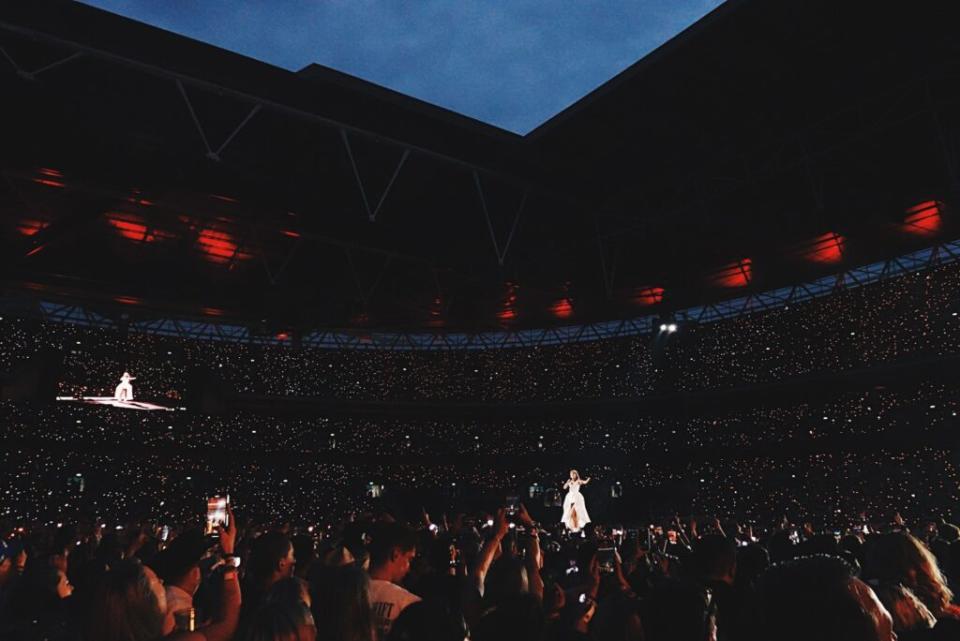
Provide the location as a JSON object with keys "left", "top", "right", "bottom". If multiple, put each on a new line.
{"left": 180, "top": 507, "right": 241, "bottom": 641}
{"left": 518, "top": 504, "right": 543, "bottom": 602}
{"left": 472, "top": 508, "right": 508, "bottom": 596}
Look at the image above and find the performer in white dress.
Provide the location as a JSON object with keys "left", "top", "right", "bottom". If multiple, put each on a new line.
{"left": 114, "top": 372, "right": 135, "bottom": 402}
{"left": 561, "top": 469, "right": 591, "bottom": 532}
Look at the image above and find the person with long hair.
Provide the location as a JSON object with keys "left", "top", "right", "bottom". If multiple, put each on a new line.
{"left": 83, "top": 559, "right": 171, "bottom": 641}
{"left": 309, "top": 565, "right": 374, "bottom": 641}
{"left": 863, "top": 532, "right": 960, "bottom": 620}
{"left": 238, "top": 600, "right": 315, "bottom": 641}
{"left": 561, "top": 470, "right": 592, "bottom": 533}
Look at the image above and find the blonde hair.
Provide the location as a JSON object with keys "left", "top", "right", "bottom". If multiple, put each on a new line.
{"left": 865, "top": 533, "right": 954, "bottom": 617}
{"left": 872, "top": 583, "right": 936, "bottom": 633}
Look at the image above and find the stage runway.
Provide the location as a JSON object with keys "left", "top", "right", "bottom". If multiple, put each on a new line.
{"left": 56, "top": 396, "right": 177, "bottom": 411}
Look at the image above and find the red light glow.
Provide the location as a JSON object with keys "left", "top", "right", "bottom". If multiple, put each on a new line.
{"left": 17, "top": 219, "right": 47, "bottom": 236}
{"left": 210, "top": 194, "right": 239, "bottom": 203}
{"left": 201, "top": 307, "right": 224, "bottom": 317}
{"left": 196, "top": 228, "right": 251, "bottom": 263}
{"left": 281, "top": 230, "right": 301, "bottom": 238}
{"left": 38, "top": 167, "right": 63, "bottom": 177}
{"left": 711, "top": 259, "right": 752, "bottom": 288}
{"left": 550, "top": 298, "right": 573, "bottom": 319}
{"left": 903, "top": 201, "right": 942, "bottom": 236}
{"left": 632, "top": 286, "right": 665, "bottom": 306}
{"left": 113, "top": 296, "right": 141, "bottom": 305}
{"left": 498, "top": 283, "right": 519, "bottom": 322}
{"left": 801, "top": 232, "right": 845, "bottom": 264}
{"left": 275, "top": 332, "right": 290, "bottom": 341}
{"left": 106, "top": 213, "right": 174, "bottom": 243}
{"left": 33, "top": 178, "right": 65, "bottom": 188}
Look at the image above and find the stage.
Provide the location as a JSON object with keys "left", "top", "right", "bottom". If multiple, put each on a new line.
{"left": 55, "top": 396, "right": 178, "bottom": 411}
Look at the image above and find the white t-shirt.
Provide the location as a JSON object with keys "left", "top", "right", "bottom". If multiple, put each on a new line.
{"left": 368, "top": 579, "right": 421, "bottom": 640}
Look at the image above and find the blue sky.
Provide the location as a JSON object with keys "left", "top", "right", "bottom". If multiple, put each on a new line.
{"left": 79, "top": 1, "right": 723, "bottom": 134}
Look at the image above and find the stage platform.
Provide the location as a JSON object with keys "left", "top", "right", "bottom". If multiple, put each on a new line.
{"left": 55, "top": 396, "right": 178, "bottom": 411}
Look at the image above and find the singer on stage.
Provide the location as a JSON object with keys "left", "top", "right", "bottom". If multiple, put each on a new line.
{"left": 114, "top": 372, "right": 135, "bottom": 402}
{"left": 561, "top": 469, "right": 591, "bottom": 532}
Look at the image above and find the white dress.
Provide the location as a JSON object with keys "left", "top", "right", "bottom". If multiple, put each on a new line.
{"left": 115, "top": 374, "right": 134, "bottom": 401}
{"left": 561, "top": 480, "right": 591, "bottom": 532}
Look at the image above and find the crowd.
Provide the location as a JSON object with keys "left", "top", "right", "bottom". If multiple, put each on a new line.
{"left": 2, "top": 436, "right": 958, "bottom": 536}
{"left": 1, "top": 254, "right": 960, "bottom": 638}
{"left": 2, "top": 378, "right": 958, "bottom": 458}
{"left": 2, "top": 261, "right": 960, "bottom": 404}
{"left": 2, "top": 494, "right": 960, "bottom": 641}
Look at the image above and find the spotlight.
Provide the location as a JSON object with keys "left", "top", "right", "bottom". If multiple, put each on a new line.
{"left": 667, "top": 323, "right": 678, "bottom": 333}
{"left": 659, "top": 323, "right": 668, "bottom": 332}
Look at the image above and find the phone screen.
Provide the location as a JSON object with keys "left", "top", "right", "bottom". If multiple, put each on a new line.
{"left": 505, "top": 495, "right": 520, "bottom": 516}
{"left": 205, "top": 495, "right": 229, "bottom": 535}
{"left": 597, "top": 546, "right": 616, "bottom": 573}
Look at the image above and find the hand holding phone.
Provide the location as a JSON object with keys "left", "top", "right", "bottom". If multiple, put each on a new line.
{"left": 597, "top": 547, "right": 616, "bottom": 574}
{"left": 205, "top": 495, "right": 230, "bottom": 538}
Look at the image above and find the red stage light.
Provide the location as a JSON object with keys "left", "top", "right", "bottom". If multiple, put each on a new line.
{"left": 197, "top": 228, "right": 250, "bottom": 263}
{"left": 632, "top": 286, "right": 665, "bottom": 306}
{"left": 903, "top": 201, "right": 942, "bottom": 236}
{"left": 550, "top": 298, "right": 573, "bottom": 319}
{"left": 275, "top": 332, "right": 290, "bottom": 341}
{"left": 498, "top": 283, "right": 519, "bottom": 322}
{"left": 33, "top": 178, "right": 65, "bottom": 188}
{"left": 17, "top": 219, "right": 46, "bottom": 236}
{"left": 201, "top": 307, "right": 224, "bottom": 317}
{"left": 107, "top": 216, "right": 148, "bottom": 241}
{"left": 113, "top": 296, "right": 141, "bottom": 305}
{"left": 281, "top": 230, "right": 301, "bottom": 238}
{"left": 801, "top": 232, "right": 845, "bottom": 264}
{"left": 711, "top": 259, "right": 752, "bottom": 288}
{"left": 37, "top": 167, "right": 63, "bottom": 177}
{"left": 106, "top": 213, "right": 173, "bottom": 243}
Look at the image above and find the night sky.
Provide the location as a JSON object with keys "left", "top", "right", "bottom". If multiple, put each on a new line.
{"left": 79, "top": 1, "right": 723, "bottom": 134}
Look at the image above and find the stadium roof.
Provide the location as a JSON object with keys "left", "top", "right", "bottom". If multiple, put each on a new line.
{"left": 0, "top": 0, "right": 958, "bottom": 334}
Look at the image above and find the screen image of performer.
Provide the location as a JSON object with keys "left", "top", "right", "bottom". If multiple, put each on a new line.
{"left": 114, "top": 372, "right": 135, "bottom": 402}
{"left": 561, "top": 469, "right": 591, "bottom": 532}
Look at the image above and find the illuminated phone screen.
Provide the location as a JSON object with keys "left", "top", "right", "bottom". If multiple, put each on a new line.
{"left": 205, "top": 496, "right": 229, "bottom": 534}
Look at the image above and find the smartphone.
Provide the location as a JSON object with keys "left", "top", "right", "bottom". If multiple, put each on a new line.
{"left": 205, "top": 495, "right": 229, "bottom": 536}
{"left": 667, "top": 530, "right": 678, "bottom": 544}
{"left": 160, "top": 525, "right": 170, "bottom": 542}
{"left": 505, "top": 495, "right": 520, "bottom": 516}
{"left": 597, "top": 546, "right": 616, "bottom": 574}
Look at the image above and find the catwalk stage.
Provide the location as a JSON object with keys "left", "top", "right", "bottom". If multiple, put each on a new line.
{"left": 55, "top": 396, "right": 177, "bottom": 411}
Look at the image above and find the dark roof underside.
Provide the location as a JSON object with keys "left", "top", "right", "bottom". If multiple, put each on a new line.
{"left": 0, "top": 0, "right": 958, "bottom": 333}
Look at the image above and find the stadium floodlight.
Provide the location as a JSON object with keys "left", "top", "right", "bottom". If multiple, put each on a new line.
{"left": 659, "top": 323, "right": 668, "bottom": 332}
{"left": 667, "top": 323, "right": 678, "bottom": 333}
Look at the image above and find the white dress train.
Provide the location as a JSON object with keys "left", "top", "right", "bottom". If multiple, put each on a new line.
{"left": 561, "top": 481, "right": 591, "bottom": 532}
